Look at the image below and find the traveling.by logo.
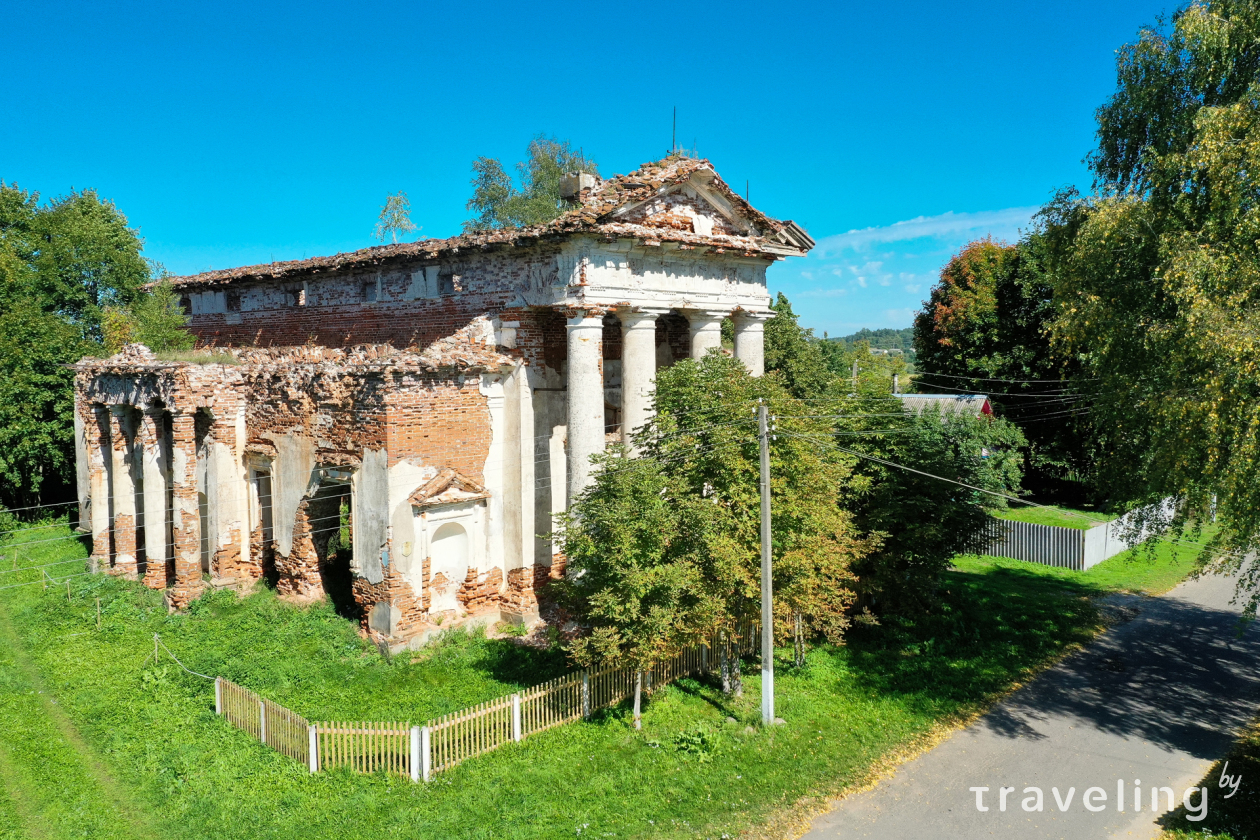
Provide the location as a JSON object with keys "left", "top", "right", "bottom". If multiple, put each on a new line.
{"left": 969, "top": 764, "right": 1242, "bottom": 822}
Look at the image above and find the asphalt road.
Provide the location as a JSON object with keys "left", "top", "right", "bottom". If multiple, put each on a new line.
{"left": 800, "top": 572, "right": 1260, "bottom": 840}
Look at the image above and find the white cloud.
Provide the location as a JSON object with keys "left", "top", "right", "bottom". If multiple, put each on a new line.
{"left": 799, "top": 287, "right": 848, "bottom": 298}
{"left": 813, "top": 206, "right": 1039, "bottom": 256}
{"left": 904, "top": 284, "right": 922, "bottom": 294}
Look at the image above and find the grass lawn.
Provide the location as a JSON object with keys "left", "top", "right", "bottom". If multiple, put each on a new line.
{"left": 0, "top": 518, "right": 1200, "bottom": 840}
{"left": 989, "top": 503, "right": 1114, "bottom": 530}
{"left": 957, "top": 526, "right": 1212, "bottom": 596}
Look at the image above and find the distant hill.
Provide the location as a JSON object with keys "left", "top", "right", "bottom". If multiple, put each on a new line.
{"left": 829, "top": 327, "right": 915, "bottom": 356}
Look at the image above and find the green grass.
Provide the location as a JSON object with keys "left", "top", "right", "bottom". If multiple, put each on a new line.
{"left": 989, "top": 503, "right": 1113, "bottom": 530}
{"left": 0, "top": 517, "right": 1198, "bottom": 839}
{"left": 957, "top": 528, "right": 1211, "bottom": 596}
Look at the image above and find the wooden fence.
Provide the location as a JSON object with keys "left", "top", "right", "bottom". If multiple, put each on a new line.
{"left": 316, "top": 722, "right": 413, "bottom": 778}
{"left": 216, "top": 677, "right": 311, "bottom": 766}
{"left": 213, "top": 621, "right": 760, "bottom": 782}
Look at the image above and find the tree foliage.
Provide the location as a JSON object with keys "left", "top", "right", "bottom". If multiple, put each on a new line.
{"left": 373, "top": 191, "right": 418, "bottom": 244}
{"left": 763, "top": 292, "right": 834, "bottom": 399}
{"left": 551, "top": 451, "right": 721, "bottom": 725}
{"left": 912, "top": 236, "right": 1095, "bottom": 496}
{"left": 848, "top": 409, "right": 1027, "bottom": 613}
{"left": 102, "top": 280, "right": 196, "bottom": 354}
{"left": 1050, "top": 0, "right": 1260, "bottom": 606}
{"left": 0, "top": 182, "right": 156, "bottom": 508}
{"left": 463, "top": 136, "right": 598, "bottom": 231}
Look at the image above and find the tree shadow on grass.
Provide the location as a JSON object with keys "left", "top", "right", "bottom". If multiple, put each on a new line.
{"left": 470, "top": 638, "right": 570, "bottom": 686}
{"left": 843, "top": 564, "right": 1107, "bottom": 718}
{"left": 846, "top": 563, "right": 1260, "bottom": 762}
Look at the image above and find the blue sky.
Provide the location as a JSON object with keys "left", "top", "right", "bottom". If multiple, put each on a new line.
{"left": 2, "top": 0, "right": 1173, "bottom": 336}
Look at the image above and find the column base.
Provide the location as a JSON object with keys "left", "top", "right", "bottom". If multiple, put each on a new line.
{"left": 164, "top": 582, "right": 205, "bottom": 611}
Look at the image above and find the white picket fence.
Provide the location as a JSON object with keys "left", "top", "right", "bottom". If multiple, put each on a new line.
{"left": 214, "top": 622, "right": 756, "bottom": 781}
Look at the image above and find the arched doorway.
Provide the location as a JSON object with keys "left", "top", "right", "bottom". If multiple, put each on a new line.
{"left": 429, "top": 522, "right": 469, "bottom": 614}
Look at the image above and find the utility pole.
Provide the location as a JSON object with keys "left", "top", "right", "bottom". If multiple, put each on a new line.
{"left": 893, "top": 373, "right": 899, "bottom": 394}
{"left": 758, "top": 403, "right": 774, "bottom": 725}
{"left": 851, "top": 360, "right": 859, "bottom": 394}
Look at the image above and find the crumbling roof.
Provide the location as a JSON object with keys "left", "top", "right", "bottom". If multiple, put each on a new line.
{"left": 164, "top": 156, "right": 815, "bottom": 290}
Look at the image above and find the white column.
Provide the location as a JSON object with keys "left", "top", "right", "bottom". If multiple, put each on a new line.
{"left": 109, "top": 406, "right": 138, "bottom": 576}
{"left": 141, "top": 409, "right": 170, "bottom": 588}
{"left": 732, "top": 311, "right": 771, "bottom": 377}
{"left": 685, "top": 310, "right": 727, "bottom": 360}
{"left": 618, "top": 309, "right": 661, "bottom": 448}
{"left": 566, "top": 309, "right": 605, "bottom": 505}
{"left": 88, "top": 406, "right": 112, "bottom": 571}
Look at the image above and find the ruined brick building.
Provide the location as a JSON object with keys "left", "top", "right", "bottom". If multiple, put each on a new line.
{"left": 73, "top": 156, "right": 814, "bottom": 646}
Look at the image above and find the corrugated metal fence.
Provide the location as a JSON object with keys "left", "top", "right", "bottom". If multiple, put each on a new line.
{"left": 214, "top": 621, "right": 757, "bottom": 782}
{"left": 970, "top": 517, "right": 1088, "bottom": 570}
{"left": 971, "top": 512, "right": 1142, "bottom": 571}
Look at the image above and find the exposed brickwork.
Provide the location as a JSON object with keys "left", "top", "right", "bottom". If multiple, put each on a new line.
{"left": 87, "top": 406, "right": 111, "bottom": 568}
{"left": 458, "top": 566, "right": 504, "bottom": 613}
{"left": 74, "top": 155, "right": 797, "bottom": 644}
{"left": 139, "top": 409, "right": 172, "bottom": 590}
{"left": 168, "top": 411, "right": 204, "bottom": 608}
{"left": 274, "top": 491, "right": 335, "bottom": 600}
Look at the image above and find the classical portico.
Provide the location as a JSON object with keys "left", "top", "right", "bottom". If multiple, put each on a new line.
{"left": 560, "top": 303, "right": 770, "bottom": 500}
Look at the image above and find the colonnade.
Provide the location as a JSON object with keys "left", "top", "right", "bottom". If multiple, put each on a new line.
{"left": 565, "top": 307, "right": 770, "bottom": 504}
{"left": 85, "top": 404, "right": 206, "bottom": 607}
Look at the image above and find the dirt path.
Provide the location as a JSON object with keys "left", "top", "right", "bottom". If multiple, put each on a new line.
{"left": 0, "top": 600, "right": 159, "bottom": 840}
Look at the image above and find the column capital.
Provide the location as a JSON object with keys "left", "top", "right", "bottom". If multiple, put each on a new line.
{"left": 730, "top": 309, "right": 774, "bottom": 324}
{"left": 108, "top": 403, "right": 130, "bottom": 417}
{"left": 564, "top": 306, "right": 607, "bottom": 325}
{"left": 681, "top": 307, "right": 730, "bottom": 324}
{"left": 615, "top": 306, "right": 668, "bottom": 328}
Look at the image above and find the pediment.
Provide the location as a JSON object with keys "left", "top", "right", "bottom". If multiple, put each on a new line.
{"left": 608, "top": 177, "right": 760, "bottom": 238}
{"left": 408, "top": 468, "right": 490, "bottom": 508}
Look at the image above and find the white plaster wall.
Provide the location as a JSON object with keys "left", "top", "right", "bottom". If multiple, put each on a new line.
{"left": 567, "top": 239, "right": 772, "bottom": 314}
{"left": 479, "top": 373, "right": 507, "bottom": 586}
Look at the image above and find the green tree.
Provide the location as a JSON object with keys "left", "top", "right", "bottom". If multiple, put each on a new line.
{"left": 102, "top": 279, "right": 196, "bottom": 354}
{"left": 763, "top": 292, "right": 834, "bottom": 399}
{"left": 913, "top": 236, "right": 1095, "bottom": 498}
{"left": 552, "top": 450, "right": 720, "bottom": 728}
{"left": 849, "top": 409, "right": 1027, "bottom": 613}
{"left": 640, "top": 352, "right": 873, "bottom": 688}
{"left": 0, "top": 182, "right": 154, "bottom": 509}
{"left": 373, "top": 191, "right": 418, "bottom": 244}
{"left": 463, "top": 135, "right": 598, "bottom": 231}
{"left": 1050, "top": 0, "right": 1260, "bottom": 606}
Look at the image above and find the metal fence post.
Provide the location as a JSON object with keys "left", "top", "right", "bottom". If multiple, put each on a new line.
{"left": 308, "top": 725, "right": 319, "bottom": 773}
{"left": 259, "top": 700, "right": 267, "bottom": 744}
{"left": 409, "top": 725, "right": 421, "bottom": 781}
{"left": 420, "top": 725, "right": 431, "bottom": 782}
{"left": 582, "top": 671, "right": 591, "bottom": 719}
{"left": 511, "top": 694, "right": 522, "bottom": 742}
{"left": 701, "top": 643, "right": 708, "bottom": 674}
{"left": 214, "top": 677, "right": 222, "bottom": 715}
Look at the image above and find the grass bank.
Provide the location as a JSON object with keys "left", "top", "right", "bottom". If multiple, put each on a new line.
{"left": 989, "top": 503, "right": 1114, "bottom": 530}
{"left": 0, "top": 519, "right": 1199, "bottom": 839}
